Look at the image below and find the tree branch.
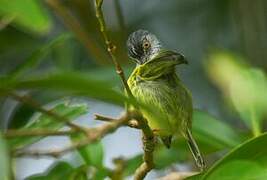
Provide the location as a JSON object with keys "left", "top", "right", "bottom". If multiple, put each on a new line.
{"left": 8, "top": 92, "right": 86, "bottom": 133}
{"left": 9, "top": 96, "right": 155, "bottom": 179}
{"left": 4, "top": 129, "right": 77, "bottom": 138}
{"left": 94, "top": 113, "right": 118, "bottom": 122}
{"left": 134, "top": 117, "right": 155, "bottom": 180}
{"left": 94, "top": 0, "right": 133, "bottom": 98}
{"left": 158, "top": 172, "right": 198, "bottom": 180}
{"left": 13, "top": 113, "right": 129, "bottom": 158}
{"left": 94, "top": 113, "right": 140, "bottom": 129}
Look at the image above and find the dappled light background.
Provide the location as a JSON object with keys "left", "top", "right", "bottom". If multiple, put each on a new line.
{"left": 0, "top": 0, "right": 267, "bottom": 179}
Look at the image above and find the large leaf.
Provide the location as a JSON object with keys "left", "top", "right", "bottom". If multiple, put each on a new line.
{"left": 0, "top": 72, "right": 128, "bottom": 106}
{"left": 0, "top": 133, "right": 9, "bottom": 180}
{"left": 8, "top": 102, "right": 88, "bottom": 149}
{"left": 71, "top": 134, "right": 104, "bottom": 168}
{"left": 26, "top": 161, "right": 87, "bottom": 180}
{"left": 0, "top": 0, "right": 52, "bottom": 34}
{"left": 150, "top": 110, "right": 244, "bottom": 169}
{"left": 206, "top": 51, "right": 267, "bottom": 136}
{"left": 202, "top": 132, "right": 267, "bottom": 180}
{"left": 124, "top": 110, "right": 245, "bottom": 177}
{"left": 230, "top": 68, "right": 267, "bottom": 136}
{"left": 11, "top": 34, "right": 72, "bottom": 78}
{"left": 192, "top": 110, "right": 245, "bottom": 150}
{"left": 154, "top": 140, "right": 188, "bottom": 169}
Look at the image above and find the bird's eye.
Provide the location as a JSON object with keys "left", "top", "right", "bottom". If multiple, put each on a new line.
{"left": 143, "top": 41, "right": 150, "bottom": 49}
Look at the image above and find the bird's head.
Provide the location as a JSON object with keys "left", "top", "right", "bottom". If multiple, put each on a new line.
{"left": 127, "top": 29, "right": 162, "bottom": 65}
{"left": 127, "top": 30, "right": 187, "bottom": 66}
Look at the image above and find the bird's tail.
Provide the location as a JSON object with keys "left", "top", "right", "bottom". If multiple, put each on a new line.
{"left": 185, "top": 129, "right": 206, "bottom": 171}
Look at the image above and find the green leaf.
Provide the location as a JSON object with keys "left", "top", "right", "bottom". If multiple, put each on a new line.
{"left": 123, "top": 155, "right": 142, "bottom": 177}
{"left": 230, "top": 68, "right": 267, "bottom": 136}
{"left": 0, "top": 133, "right": 10, "bottom": 180}
{"left": 206, "top": 51, "right": 267, "bottom": 136}
{"left": 70, "top": 135, "right": 110, "bottom": 179}
{"left": 11, "top": 34, "right": 72, "bottom": 78}
{"left": 8, "top": 102, "right": 88, "bottom": 149}
{"left": 92, "top": 168, "right": 110, "bottom": 180}
{"left": 26, "top": 161, "right": 75, "bottom": 180}
{"left": 69, "top": 165, "right": 88, "bottom": 180}
{"left": 0, "top": 0, "right": 52, "bottom": 34}
{"left": 205, "top": 160, "right": 267, "bottom": 180}
{"left": 202, "top": 132, "right": 267, "bottom": 180}
{"left": 86, "top": 66, "right": 133, "bottom": 85}
{"left": 154, "top": 141, "right": 188, "bottom": 169}
{"left": 71, "top": 134, "right": 104, "bottom": 168}
{"left": 27, "top": 160, "right": 108, "bottom": 180}
{"left": 124, "top": 110, "right": 246, "bottom": 176}
{"left": 1, "top": 71, "right": 129, "bottom": 105}
{"left": 192, "top": 110, "right": 245, "bottom": 150}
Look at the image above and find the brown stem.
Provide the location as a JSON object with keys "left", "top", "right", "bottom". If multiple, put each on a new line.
{"left": 4, "top": 129, "right": 77, "bottom": 138}
{"left": 158, "top": 172, "right": 199, "bottom": 180}
{"left": 94, "top": 0, "right": 133, "bottom": 98}
{"left": 13, "top": 113, "right": 129, "bottom": 158}
{"left": 9, "top": 92, "right": 86, "bottom": 133}
{"left": 94, "top": 113, "right": 140, "bottom": 129}
{"left": 95, "top": 112, "right": 156, "bottom": 179}
{"left": 94, "top": 113, "right": 118, "bottom": 122}
{"left": 134, "top": 117, "right": 155, "bottom": 180}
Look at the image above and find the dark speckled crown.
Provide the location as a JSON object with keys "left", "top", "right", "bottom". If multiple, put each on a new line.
{"left": 127, "top": 30, "right": 161, "bottom": 64}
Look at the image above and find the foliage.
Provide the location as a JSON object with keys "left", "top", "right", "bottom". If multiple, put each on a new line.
{"left": 0, "top": 0, "right": 51, "bottom": 34}
{"left": 0, "top": 0, "right": 266, "bottom": 180}
{"left": 8, "top": 102, "right": 88, "bottom": 149}
{"left": 206, "top": 51, "right": 267, "bottom": 136}
{"left": 188, "top": 133, "right": 267, "bottom": 180}
{"left": 26, "top": 161, "right": 87, "bottom": 180}
{"left": 0, "top": 133, "right": 10, "bottom": 180}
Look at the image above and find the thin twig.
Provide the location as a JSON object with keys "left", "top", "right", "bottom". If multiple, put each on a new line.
{"left": 9, "top": 92, "right": 86, "bottom": 133}
{"left": 94, "top": 113, "right": 118, "bottom": 122}
{"left": 4, "top": 129, "right": 77, "bottom": 138}
{"left": 45, "top": 0, "right": 108, "bottom": 64}
{"left": 13, "top": 113, "right": 129, "bottom": 158}
{"left": 94, "top": 113, "right": 140, "bottom": 129}
{"left": 98, "top": 111, "right": 155, "bottom": 179}
{"left": 158, "top": 172, "right": 199, "bottom": 180}
{"left": 94, "top": 1, "right": 156, "bottom": 178}
{"left": 94, "top": 0, "right": 133, "bottom": 98}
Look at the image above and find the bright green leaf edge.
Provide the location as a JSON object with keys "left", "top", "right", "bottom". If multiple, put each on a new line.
{"left": 202, "top": 132, "right": 267, "bottom": 179}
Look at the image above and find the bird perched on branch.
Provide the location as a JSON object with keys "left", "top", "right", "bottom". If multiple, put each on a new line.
{"left": 127, "top": 29, "right": 205, "bottom": 170}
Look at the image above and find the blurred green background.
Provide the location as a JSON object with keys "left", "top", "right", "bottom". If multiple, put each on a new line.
{"left": 0, "top": 0, "right": 267, "bottom": 179}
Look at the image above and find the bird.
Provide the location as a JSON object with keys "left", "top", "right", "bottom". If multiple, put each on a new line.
{"left": 126, "top": 29, "right": 205, "bottom": 170}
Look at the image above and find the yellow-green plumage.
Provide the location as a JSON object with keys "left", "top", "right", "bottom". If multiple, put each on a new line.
{"left": 128, "top": 50, "right": 192, "bottom": 138}
{"left": 127, "top": 49, "right": 205, "bottom": 170}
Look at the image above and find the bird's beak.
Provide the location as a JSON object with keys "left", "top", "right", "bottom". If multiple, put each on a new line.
{"left": 177, "top": 53, "right": 188, "bottom": 65}
{"left": 147, "top": 51, "right": 188, "bottom": 65}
